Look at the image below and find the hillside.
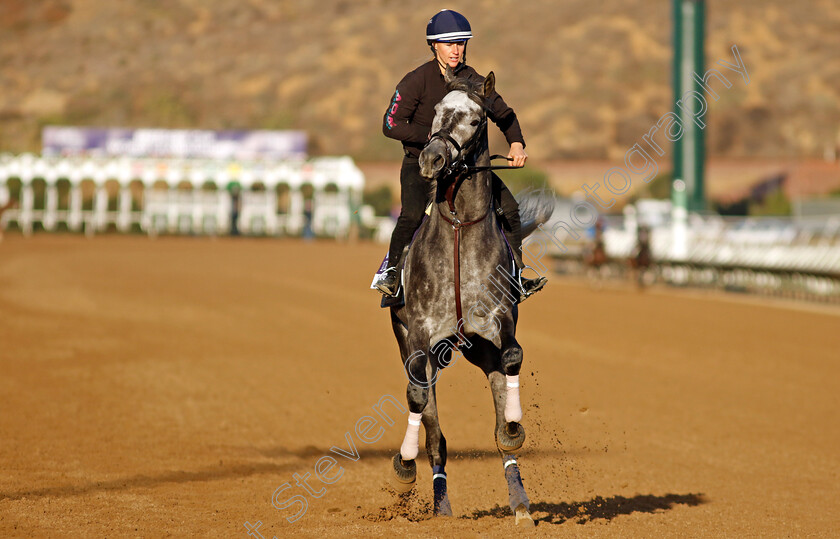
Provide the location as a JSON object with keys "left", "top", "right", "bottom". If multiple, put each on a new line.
{"left": 1, "top": 0, "right": 839, "bottom": 161}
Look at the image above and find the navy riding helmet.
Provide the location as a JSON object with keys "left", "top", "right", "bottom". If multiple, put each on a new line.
{"left": 426, "top": 9, "right": 472, "bottom": 43}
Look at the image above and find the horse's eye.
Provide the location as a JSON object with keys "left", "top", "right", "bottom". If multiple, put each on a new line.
{"left": 471, "top": 120, "right": 480, "bottom": 126}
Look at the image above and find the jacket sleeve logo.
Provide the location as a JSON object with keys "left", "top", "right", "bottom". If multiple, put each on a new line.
{"left": 385, "top": 90, "right": 402, "bottom": 129}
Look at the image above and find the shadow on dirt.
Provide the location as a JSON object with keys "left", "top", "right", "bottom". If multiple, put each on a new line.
{"left": 464, "top": 493, "right": 707, "bottom": 525}
{"left": 0, "top": 446, "right": 587, "bottom": 502}
{"left": 0, "top": 461, "right": 300, "bottom": 501}
{"left": 254, "top": 445, "right": 581, "bottom": 460}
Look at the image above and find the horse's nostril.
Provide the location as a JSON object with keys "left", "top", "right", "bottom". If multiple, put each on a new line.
{"left": 433, "top": 155, "right": 444, "bottom": 168}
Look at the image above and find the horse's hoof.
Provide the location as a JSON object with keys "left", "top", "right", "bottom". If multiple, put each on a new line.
{"left": 497, "top": 422, "right": 526, "bottom": 454}
{"left": 433, "top": 476, "right": 452, "bottom": 516}
{"left": 434, "top": 502, "right": 453, "bottom": 517}
{"left": 391, "top": 453, "right": 416, "bottom": 493}
{"left": 514, "top": 504, "right": 534, "bottom": 527}
{"left": 435, "top": 505, "right": 452, "bottom": 517}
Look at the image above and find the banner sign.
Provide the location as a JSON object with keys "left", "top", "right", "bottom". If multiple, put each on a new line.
{"left": 42, "top": 127, "right": 307, "bottom": 160}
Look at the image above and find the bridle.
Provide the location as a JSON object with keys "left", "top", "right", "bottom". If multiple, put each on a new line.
{"left": 424, "top": 89, "right": 523, "bottom": 348}
{"left": 428, "top": 89, "right": 524, "bottom": 179}
{"left": 427, "top": 92, "right": 523, "bottom": 221}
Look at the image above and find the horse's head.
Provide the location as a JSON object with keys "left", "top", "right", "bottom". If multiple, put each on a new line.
{"left": 419, "top": 67, "right": 495, "bottom": 179}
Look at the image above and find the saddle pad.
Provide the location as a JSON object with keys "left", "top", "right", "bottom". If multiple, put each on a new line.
{"left": 380, "top": 288, "right": 405, "bottom": 308}
{"left": 369, "top": 253, "right": 391, "bottom": 289}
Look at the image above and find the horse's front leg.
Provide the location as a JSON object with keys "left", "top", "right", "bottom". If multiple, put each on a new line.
{"left": 391, "top": 335, "right": 433, "bottom": 494}
{"left": 422, "top": 380, "right": 452, "bottom": 516}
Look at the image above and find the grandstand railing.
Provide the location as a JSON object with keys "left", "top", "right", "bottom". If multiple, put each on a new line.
{"left": 0, "top": 153, "right": 365, "bottom": 238}
{"left": 547, "top": 211, "right": 840, "bottom": 302}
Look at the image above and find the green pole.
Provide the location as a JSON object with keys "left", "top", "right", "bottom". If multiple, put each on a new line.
{"left": 672, "top": 0, "right": 706, "bottom": 214}
{"left": 672, "top": 0, "right": 683, "bottom": 204}
{"left": 691, "top": 2, "right": 706, "bottom": 212}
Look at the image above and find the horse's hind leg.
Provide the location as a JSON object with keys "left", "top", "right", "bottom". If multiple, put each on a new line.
{"left": 488, "top": 370, "right": 534, "bottom": 527}
{"left": 422, "top": 382, "right": 452, "bottom": 515}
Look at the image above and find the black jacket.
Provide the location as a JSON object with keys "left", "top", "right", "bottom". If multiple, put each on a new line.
{"left": 383, "top": 60, "right": 525, "bottom": 158}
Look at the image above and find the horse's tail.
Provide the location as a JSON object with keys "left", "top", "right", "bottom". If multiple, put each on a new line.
{"left": 516, "top": 187, "right": 555, "bottom": 239}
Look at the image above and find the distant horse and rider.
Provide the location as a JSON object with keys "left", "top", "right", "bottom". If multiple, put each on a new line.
{"left": 583, "top": 218, "right": 655, "bottom": 289}
{"left": 583, "top": 217, "right": 608, "bottom": 284}
{"left": 377, "top": 68, "right": 552, "bottom": 527}
{"left": 629, "top": 224, "right": 653, "bottom": 288}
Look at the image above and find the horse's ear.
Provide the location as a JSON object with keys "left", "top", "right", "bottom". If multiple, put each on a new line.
{"left": 444, "top": 65, "right": 456, "bottom": 84}
{"left": 483, "top": 71, "right": 495, "bottom": 97}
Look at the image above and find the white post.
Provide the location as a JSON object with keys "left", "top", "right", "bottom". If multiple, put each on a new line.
{"left": 117, "top": 186, "right": 132, "bottom": 232}
{"left": 624, "top": 204, "right": 638, "bottom": 236}
{"left": 44, "top": 183, "right": 58, "bottom": 231}
{"left": 192, "top": 187, "right": 204, "bottom": 235}
{"left": 287, "top": 188, "right": 303, "bottom": 235}
{"left": 94, "top": 185, "right": 108, "bottom": 234}
{"left": 167, "top": 187, "right": 178, "bottom": 234}
{"left": 69, "top": 183, "right": 83, "bottom": 231}
{"left": 311, "top": 188, "right": 323, "bottom": 236}
{"left": 671, "top": 179, "right": 688, "bottom": 260}
{"left": 20, "top": 181, "right": 34, "bottom": 237}
{"left": 265, "top": 190, "right": 278, "bottom": 235}
{"left": 218, "top": 186, "right": 230, "bottom": 235}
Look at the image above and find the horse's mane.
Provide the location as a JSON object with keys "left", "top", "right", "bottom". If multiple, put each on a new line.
{"left": 444, "top": 76, "right": 481, "bottom": 95}
{"left": 444, "top": 77, "right": 489, "bottom": 110}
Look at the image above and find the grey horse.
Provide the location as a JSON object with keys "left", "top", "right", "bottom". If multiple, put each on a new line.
{"left": 388, "top": 67, "right": 553, "bottom": 527}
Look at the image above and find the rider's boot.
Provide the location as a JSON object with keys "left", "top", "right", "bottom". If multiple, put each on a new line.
{"left": 374, "top": 266, "right": 400, "bottom": 296}
{"left": 375, "top": 236, "right": 411, "bottom": 297}
{"left": 503, "top": 206, "right": 547, "bottom": 303}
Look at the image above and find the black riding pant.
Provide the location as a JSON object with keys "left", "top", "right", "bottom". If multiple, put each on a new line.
{"left": 387, "top": 156, "right": 522, "bottom": 268}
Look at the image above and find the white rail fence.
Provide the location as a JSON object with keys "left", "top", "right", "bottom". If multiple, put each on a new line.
{"left": 0, "top": 153, "right": 365, "bottom": 238}
{"left": 599, "top": 214, "right": 840, "bottom": 276}
{"left": 544, "top": 200, "right": 840, "bottom": 300}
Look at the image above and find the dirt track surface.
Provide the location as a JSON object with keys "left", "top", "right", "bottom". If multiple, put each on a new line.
{"left": 1, "top": 236, "right": 838, "bottom": 537}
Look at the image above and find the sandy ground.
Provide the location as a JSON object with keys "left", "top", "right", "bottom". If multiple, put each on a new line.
{"left": 0, "top": 235, "right": 838, "bottom": 538}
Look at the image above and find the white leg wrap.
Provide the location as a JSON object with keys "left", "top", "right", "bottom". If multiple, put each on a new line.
{"left": 399, "top": 412, "right": 423, "bottom": 460}
{"left": 505, "top": 375, "right": 522, "bottom": 423}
